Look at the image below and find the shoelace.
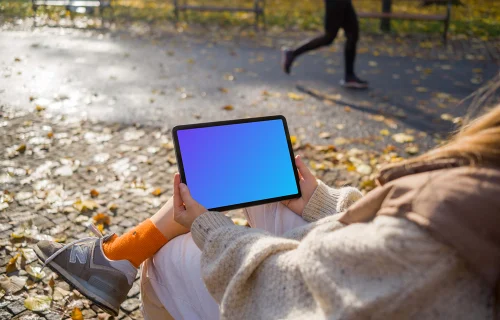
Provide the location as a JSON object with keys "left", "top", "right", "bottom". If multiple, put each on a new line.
{"left": 42, "top": 223, "right": 103, "bottom": 269}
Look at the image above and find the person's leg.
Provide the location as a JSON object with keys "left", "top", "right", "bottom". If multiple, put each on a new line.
{"left": 341, "top": 0, "right": 369, "bottom": 88}
{"left": 243, "top": 202, "right": 309, "bottom": 236}
{"left": 141, "top": 233, "right": 220, "bottom": 320}
{"left": 282, "top": 0, "right": 345, "bottom": 74}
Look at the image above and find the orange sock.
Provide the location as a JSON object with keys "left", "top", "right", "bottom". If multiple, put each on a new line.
{"left": 102, "top": 219, "right": 168, "bottom": 268}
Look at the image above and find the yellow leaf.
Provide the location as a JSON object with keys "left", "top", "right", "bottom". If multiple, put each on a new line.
{"left": 6, "top": 254, "right": 20, "bottom": 274}
{"left": 441, "top": 113, "right": 454, "bottom": 121}
{"left": 223, "top": 73, "right": 235, "bottom": 81}
{"left": 222, "top": 105, "right": 234, "bottom": 111}
{"left": 151, "top": 188, "right": 163, "bottom": 196}
{"left": 287, "top": 92, "right": 305, "bottom": 101}
{"left": 186, "top": 58, "right": 195, "bottom": 64}
{"left": 109, "top": 203, "right": 118, "bottom": 212}
{"left": 232, "top": 218, "right": 248, "bottom": 226}
{"left": 318, "top": 132, "right": 331, "bottom": 139}
{"left": 47, "top": 132, "right": 54, "bottom": 139}
{"left": 73, "top": 199, "right": 98, "bottom": 213}
{"left": 93, "top": 213, "right": 111, "bottom": 226}
{"left": 392, "top": 133, "right": 415, "bottom": 143}
{"left": 334, "top": 137, "right": 349, "bottom": 145}
{"left": 90, "top": 189, "right": 99, "bottom": 198}
{"left": 290, "top": 135, "right": 297, "bottom": 144}
{"left": 16, "top": 144, "right": 26, "bottom": 153}
{"left": 380, "top": 129, "right": 390, "bottom": 136}
{"left": 24, "top": 295, "right": 52, "bottom": 312}
{"left": 71, "top": 307, "right": 84, "bottom": 320}
{"left": 97, "top": 224, "right": 104, "bottom": 234}
{"left": 405, "top": 145, "right": 420, "bottom": 155}
{"left": 25, "top": 265, "right": 46, "bottom": 280}
{"left": 35, "top": 105, "right": 45, "bottom": 112}
{"left": 356, "top": 164, "right": 372, "bottom": 175}
{"left": 218, "top": 87, "right": 228, "bottom": 93}
{"left": 415, "top": 87, "right": 428, "bottom": 93}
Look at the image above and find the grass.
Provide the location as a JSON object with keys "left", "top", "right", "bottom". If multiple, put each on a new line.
{"left": 1, "top": 0, "right": 499, "bottom": 38}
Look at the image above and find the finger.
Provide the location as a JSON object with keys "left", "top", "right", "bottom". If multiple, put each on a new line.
{"left": 179, "top": 183, "right": 195, "bottom": 206}
{"left": 295, "top": 155, "right": 314, "bottom": 181}
{"left": 173, "top": 173, "right": 184, "bottom": 210}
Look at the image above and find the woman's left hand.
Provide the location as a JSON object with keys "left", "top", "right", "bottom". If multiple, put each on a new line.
{"left": 173, "top": 173, "right": 207, "bottom": 230}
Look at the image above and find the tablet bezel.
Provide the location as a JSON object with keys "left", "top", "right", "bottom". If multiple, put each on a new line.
{"left": 172, "top": 115, "right": 301, "bottom": 212}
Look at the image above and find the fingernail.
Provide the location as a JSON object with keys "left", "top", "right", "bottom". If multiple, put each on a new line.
{"left": 179, "top": 183, "right": 187, "bottom": 190}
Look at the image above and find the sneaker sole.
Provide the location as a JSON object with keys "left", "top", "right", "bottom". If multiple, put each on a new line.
{"left": 34, "top": 245, "right": 119, "bottom": 316}
{"left": 340, "top": 80, "right": 369, "bottom": 89}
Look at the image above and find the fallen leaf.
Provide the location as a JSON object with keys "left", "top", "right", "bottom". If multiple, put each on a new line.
{"left": 441, "top": 113, "right": 454, "bottom": 121}
{"left": 16, "top": 144, "right": 27, "bottom": 153}
{"left": 290, "top": 135, "right": 297, "bottom": 144}
{"left": 287, "top": 92, "right": 304, "bottom": 101}
{"left": 0, "top": 289, "right": 4, "bottom": 299}
{"left": 0, "top": 275, "right": 26, "bottom": 293}
{"left": 415, "top": 87, "right": 429, "bottom": 93}
{"left": 93, "top": 213, "right": 111, "bottom": 226}
{"left": 108, "top": 203, "right": 118, "bottom": 212}
{"left": 335, "top": 124, "right": 345, "bottom": 130}
{"left": 223, "top": 73, "right": 235, "bottom": 81}
{"left": 25, "top": 265, "right": 46, "bottom": 280}
{"left": 405, "top": 145, "right": 420, "bottom": 155}
{"left": 6, "top": 253, "right": 20, "bottom": 274}
{"left": 151, "top": 188, "right": 163, "bottom": 196}
{"left": 356, "top": 164, "right": 372, "bottom": 175}
{"left": 73, "top": 199, "right": 98, "bottom": 213}
{"left": 97, "top": 224, "right": 105, "bottom": 234}
{"left": 90, "top": 189, "right": 99, "bottom": 198}
{"left": 218, "top": 87, "right": 229, "bottom": 93}
{"left": 380, "top": 129, "right": 390, "bottom": 136}
{"left": 71, "top": 307, "right": 84, "bottom": 320}
{"left": 318, "top": 132, "right": 331, "bottom": 139}
{"left": 344, "top": 106, "right": 351, "bottom": 112}
{"left": 48, "top": 277, "right": 55, "bottom": 290}
{"left": 24, "top": 295, "right": 52, "bottom": 312}
{"left": 392, "top": 133, "right": 415, "bottom": 143}
{"left": 35, "top": 105, "right": 45, "bottom": 112}
{"left": 222, "top": 105, "right": 234, "bottom": 111}
{"left": 47, "top": 132, "right": 54, "bottom": 138}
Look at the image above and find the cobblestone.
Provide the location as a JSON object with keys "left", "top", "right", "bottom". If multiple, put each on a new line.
{"left": 6, "top": 300, "right": 26, "bottom": 315}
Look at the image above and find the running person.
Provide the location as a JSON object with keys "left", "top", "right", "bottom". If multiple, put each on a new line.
{"left": 282, "top": 0, "right": 368, "bottom": 88}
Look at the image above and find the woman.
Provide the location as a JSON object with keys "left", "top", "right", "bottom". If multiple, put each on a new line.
{"left": 282, "top": 0, "right": 369, "bottom": 89}
{"left": 36, "top": 105, "right": 500, "bottom": 319}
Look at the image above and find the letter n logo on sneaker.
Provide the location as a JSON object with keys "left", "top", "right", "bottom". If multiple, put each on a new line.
{"left": 69, "top": 245, "right": 89, "bottom": 264}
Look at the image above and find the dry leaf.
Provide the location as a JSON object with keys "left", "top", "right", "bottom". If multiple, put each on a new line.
{"left": 222, "top": 105, "right": 234, "bottom": 111}
{"left": 47, "top": 132, "right": 54, "bottom": 138}
{"left": 344, "top": 106, "right": 351, "bottom": 112}
{"left": 93, "top": 213, "right": 111, "bottom": 226}
{"left": 287, "top": 92, "right": 304, "bottom": 101}
{"left": 405, "top": 145, "right": 420, "bottom": 155}
{"left": 0, "top": 275, "right": 26, "bottom": 293}
{"left": 151, "top": 188, "right": 163, "bottom": 196}
{"left": 90, "top": 189, "right": 99, "bottom": 198}
{"left": 108, "top": 203, "right": 118, "bottom": 212}
{"left": 356, "top": 164, "right": 372, "bottom": 175}
{"left": 223, "top": 73, "right": 235, "bottom": 81}
{"left": 290, "top": 135, "right": 297, "bottom": 144}
{"left": 73, "top": 199, "right": 98, "bottom": 213}
{"left": 71, "top": 307, "right": 84, "bottom": 320}
{"left": 97, "top": 224, "right": 104, "bottom": 234}
{"left": 380, "top": 129, "right": 390, "bottom": 136}
{"left": 368, "top": 61, "right": 378, "bottom": 67}
{"left": 16, "top": 144, "right": 27, "bottom": 153}
{"left": 6, "top": 253, "right": 20, "bottom": 274}
{"left": 25, "top": 265, "right": 46, "bottom": 280}
{"left": 415, "top": 87, "right": 429, "bottom": 93}
{"left": 24, "top": 295, "right": 52, "bottom": 312}
{"left": 392, "top": 133, "right": 415, "bottom": 143}
{"left": 35, "top": 105, "right": 45, "bottom": 112}
{"left": 48, "top": 277, "right": 55, "bottom": 290}
{"left": 318, "top": 132, "right": 331, "bottom": 139}
{"left": 232, "top": 218, "right": 249, "bottom": 226}
{"left": 218, "top": 87, "right": 229, "bottom": 93}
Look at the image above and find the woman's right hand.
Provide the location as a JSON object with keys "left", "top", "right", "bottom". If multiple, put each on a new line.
{"left": 281, "top": 155, "right": 318, "bottom": 216}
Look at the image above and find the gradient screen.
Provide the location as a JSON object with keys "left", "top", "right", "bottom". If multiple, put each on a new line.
{"left": 176, "top": 119, "right": 299, "bottom": 210}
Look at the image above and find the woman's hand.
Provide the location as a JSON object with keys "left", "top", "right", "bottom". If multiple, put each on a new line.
{"left": 173, "top": 173, "right": 207, "bottom": 230}
{"left": 281, "top": 155, "right": 318, "bottom": 216}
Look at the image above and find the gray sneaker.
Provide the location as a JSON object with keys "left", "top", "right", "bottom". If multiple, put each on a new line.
{"left": 34, "top": 224, "right": 137, "bottom": 316}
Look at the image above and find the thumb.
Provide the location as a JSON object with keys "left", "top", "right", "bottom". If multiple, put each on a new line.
{"left": 179, "top": 183, "right": 195, "bottom": 206}
{"left": 295, "top": 155, "right": 314, "bottom": 181}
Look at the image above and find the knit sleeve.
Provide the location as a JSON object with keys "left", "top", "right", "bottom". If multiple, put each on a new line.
{"left": 302, "top": 181, "right": 363, "bottom": 222}
{"left": 193, "top": 213, "right": 464, "bottom": 320}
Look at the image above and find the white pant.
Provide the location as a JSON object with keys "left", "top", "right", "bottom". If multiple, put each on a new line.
{"left": 140, "top": 202, "right": 308, "bottom": 320}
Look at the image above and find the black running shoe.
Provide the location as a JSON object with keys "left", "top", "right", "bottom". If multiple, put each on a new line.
{"left": 341, "top": 75, "right": 369, "bottom": 89}
{"left": 281, "top": 49, "right": 295, "bottom": 74}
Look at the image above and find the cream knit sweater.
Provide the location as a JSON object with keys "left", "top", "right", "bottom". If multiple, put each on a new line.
{"left": 191, "top": 182, "right": 493, "bottom": 320}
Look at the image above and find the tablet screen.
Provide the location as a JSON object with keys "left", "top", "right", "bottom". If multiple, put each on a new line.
{"left": 174, "top": 117, "right": 300, "bottom": 211}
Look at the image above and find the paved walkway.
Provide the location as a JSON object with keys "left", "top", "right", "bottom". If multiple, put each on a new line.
{"left": 0, "top": 26, "right": 499, "bottom": 319}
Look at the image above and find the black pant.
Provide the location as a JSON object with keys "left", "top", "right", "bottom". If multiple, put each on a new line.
{"left": 292, "top": 0, "right": 359, "bottom": 77}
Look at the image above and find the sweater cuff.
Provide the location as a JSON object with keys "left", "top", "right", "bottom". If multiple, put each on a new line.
{"left": 191, "top": 211, "right": 235, "bottom": 250}
{"left": 302, "top": 181, "right": 363, "bottom": 222}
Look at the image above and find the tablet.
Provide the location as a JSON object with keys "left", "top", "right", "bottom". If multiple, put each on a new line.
{"left": 172, "top": 115, "right": 301, "bottom": 212}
